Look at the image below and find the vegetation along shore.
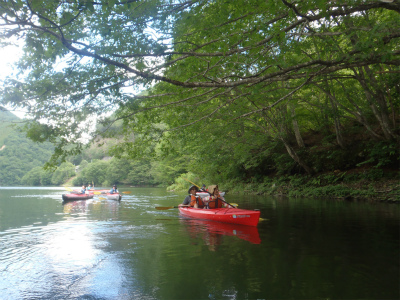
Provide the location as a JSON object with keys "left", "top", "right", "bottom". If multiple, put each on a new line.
{"left": 0, "top": 2, "right": 398, "bottom": 203}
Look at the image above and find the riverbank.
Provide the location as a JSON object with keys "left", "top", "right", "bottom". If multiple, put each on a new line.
{"left": 223, "top": 169, "right": 400, "bottom": 203}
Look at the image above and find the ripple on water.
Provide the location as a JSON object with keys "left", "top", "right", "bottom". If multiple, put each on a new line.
{"left": 0, "top": 220, "right": 110, "bottom": 298}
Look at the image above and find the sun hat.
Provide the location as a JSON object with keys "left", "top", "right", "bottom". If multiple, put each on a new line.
{"left": 208, "top": 185, "right": 218, "bottom": 194}
{"left": 188, "top": 185, "right": 199, "bottom": 194}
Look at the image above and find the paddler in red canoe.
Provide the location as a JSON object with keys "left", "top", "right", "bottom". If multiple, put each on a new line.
{"left": 182, "top": 185, "right": 205, "bottom": 208}
{"left": 181, "top": 185, "right": 228, "bottom": 209}
{"left": 205, "top": 185, "right": 228, "bottom": 208}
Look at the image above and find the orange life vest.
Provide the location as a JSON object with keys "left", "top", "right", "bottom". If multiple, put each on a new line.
{"left": 207, "top": 196, "right": 223, "bottom": 209}
{"left": 190, "top": 195, "right": 204, "bottom": 208}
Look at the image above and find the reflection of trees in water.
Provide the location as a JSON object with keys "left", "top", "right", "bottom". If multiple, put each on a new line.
{"left": 180, "top": 218, "right": 261, "bottom": 251}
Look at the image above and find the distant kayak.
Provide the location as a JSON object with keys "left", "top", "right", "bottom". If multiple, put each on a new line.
{"left": 62, "top": 193, "right": 94, "bottom": 202}
{"left": 178, "top": 206, "right": 260, "bottom": 226}
{"left": 106, "top": 193, "right": 122, "bottom": 201}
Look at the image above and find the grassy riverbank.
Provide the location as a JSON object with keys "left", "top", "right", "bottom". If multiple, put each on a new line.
{"left": 223, "top": 167, "right": 399, "bottom": 203}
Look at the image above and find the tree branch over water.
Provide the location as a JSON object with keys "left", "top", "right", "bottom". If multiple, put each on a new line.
{"left": 0, "top": 0, "right": 398, "bottom": 171}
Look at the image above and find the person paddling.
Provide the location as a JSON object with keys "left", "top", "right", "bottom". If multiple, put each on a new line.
{"left": 199, "top": 184, "right": 208, "bottom": 192}
{"left": 206, "top": 185, "right": 227, "bottom": 209}
{"left": 182, "top": 185, "right": 204, "bottom": 208}
{"left": 109, "top": 185, "right": 119, "bottom": 194}
{"left": 80, "top": 185, "right": 87, "bottom": 194}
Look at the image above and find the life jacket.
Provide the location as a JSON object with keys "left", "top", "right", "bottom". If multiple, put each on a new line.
{"left": 190, "top": 195, "right": 204, "bottom": 208}
{"left": 207, "top": 196, "right": 223, "bottom": 209}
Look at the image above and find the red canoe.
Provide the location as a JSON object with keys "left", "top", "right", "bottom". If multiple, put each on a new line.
{"left": 178, "top": 206, "right": 261, "bottom": 227}
{"left": 62, "top": 193, "right": 94, "bottom": 202}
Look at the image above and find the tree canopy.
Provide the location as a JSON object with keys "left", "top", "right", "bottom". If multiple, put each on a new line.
{"left": 0, "top": 0, "right": 399, "bottom": 175}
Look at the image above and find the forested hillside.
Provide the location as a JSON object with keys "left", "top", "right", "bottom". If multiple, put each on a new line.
{"left": 0, "top": 109, "right": 18, "bottom": 145}
{"left": 0, "top": 109, "right": 184, "bottom": 187}
{"left": 0, "top": 1, "right": 398, "bottom": 200}
{"left": 0, "top": 109, "right": 55, "bottom": 185}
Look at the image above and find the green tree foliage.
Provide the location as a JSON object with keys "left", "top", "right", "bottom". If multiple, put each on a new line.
{"left": 0, "top": 108, "right": 19, "bottom": 145}
{"left": 0, "top": 1, "right": 398, "bottom": 184}
{"left": 50, "top": 162, "right": 76, "bottom": 185}
{"left": 70, "top": 158, "right": 154, "bottom": 186}
{"left": 0, "top": 113, "right": 54, "bottom": 185}
{"left": 21, "top": 166, "right": 43, "bottom": 186}
{"left": 103, "top": 158, "right": 132, "bottom": 186}
{"left": 73, "top": 159, "right": 109, "bottom": 186}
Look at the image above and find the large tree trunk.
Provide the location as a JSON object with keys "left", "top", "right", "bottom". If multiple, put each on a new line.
{"left": 281, "top": 137, "right": 314, "bottom": 175}
{"left": 248, "top": 96, "right": 314, "bottom": 175}
{"left": 290, "top": 105, "right": 305, "bottom": 148}
{"left": 312, "top": 82, "right": 346, "bottom": 148}
{"left": 333, "top": 80, "right": 384, "bottom": 141}
{"left": 328, "top": 91, "right": 345, "bottom": 148}
{"left": 353, "top": 66, "right": 397, "bottom": 140}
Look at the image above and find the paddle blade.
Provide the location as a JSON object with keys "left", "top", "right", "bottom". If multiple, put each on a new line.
{"left": 155, "top": 206, "right": 178, "bottom": 210}
{"left": 229, "top": 203, "right": 238, "bottom": 207}
{"left": 93, "top": 191, "right": 103, "bottom": 194}
{"left": 65, "top": 187, "right": 74, "bottom": 191}
{"left": 98, "top": 197, "right": 107, "bottom": 200}
{"left": 122, "top": 191, "right": 132, "bottom": 194}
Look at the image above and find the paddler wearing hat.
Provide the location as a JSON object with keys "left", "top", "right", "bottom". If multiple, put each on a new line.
{"left": 182, "top": 185, "right": 205, "bottom": 208}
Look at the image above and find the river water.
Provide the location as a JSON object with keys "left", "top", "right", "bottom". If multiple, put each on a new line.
{"left": 0, "top": 187, "right": 398, "bottom": 300}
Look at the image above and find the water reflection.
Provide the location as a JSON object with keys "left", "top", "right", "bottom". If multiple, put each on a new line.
{"left": 180, "top": 218, "right": 261, "bottom": 250}
{"left": 0, "top": 195, "right": 129, "bottom": 299}
{"left": 0, "top": 188, "right": 398, "bottom": 300}
{"left": 62, "top": 199, "right": 121, "bottom": 220}
{"left": 62, "top": 199, "right": 89, "bottom": 214}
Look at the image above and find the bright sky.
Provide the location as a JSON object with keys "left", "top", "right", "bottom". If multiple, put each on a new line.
{"left": 0, "top": 44, "right": 22, "bottom": 79}
{"left": 0, "top": 44, "right": 25, "bottom": 118}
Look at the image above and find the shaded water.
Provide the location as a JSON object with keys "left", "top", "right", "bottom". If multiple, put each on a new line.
{"left": 0, "top": 187, "right": 398, "bottom": 300}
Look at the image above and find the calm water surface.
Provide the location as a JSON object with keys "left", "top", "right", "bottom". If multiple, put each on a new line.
{"left": 0, "top": 187, "right": 398, "bottom": 300}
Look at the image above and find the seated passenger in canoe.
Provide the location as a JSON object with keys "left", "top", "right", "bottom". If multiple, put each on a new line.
{"left": 80, "top": 185, "right": 87, "bottom": 194}
{"left": 204, "top": 185, "right": 228, "bottom": 208}
{"left": 109, "top": 185, "right": 119, "bottom": 194}
{"left": 182, "top": 185, "right": 205, "bottom": 208}
{"left": 199, "top": 184, "right": 208, "bottom": 192}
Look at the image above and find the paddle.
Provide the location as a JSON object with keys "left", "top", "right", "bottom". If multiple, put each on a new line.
{"left": 202, "top": 192, "right": 238, "bottom": 208}
{"left": 65, "top": 187, "right": 83, "bottom": 194}
{"left": 154, "top": 202, "right": 239, "bottom": 210}
{"left": 93, "top": 190, "right": 130, "bottom": 194}
{"left": 182, "top": 177, "right": 201, "bottom": 189}
{"left": 155, "top": 204, "right": 190, "bottom": 210}
{"left": 223, "top": 200, "right": 238, "bottom": 208}
{"left": 182, "top": 178, "right": 237, "bottom": 207}
{"left": 155, "top": 206, "right": 179, "bottom": 210}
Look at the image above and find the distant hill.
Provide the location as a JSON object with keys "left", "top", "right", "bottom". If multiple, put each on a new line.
{"left": 0, "top": 108, "right": 54, "bottom": 185}
{"left": 0, "top": 108, "right": 21, "bottom": 145}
